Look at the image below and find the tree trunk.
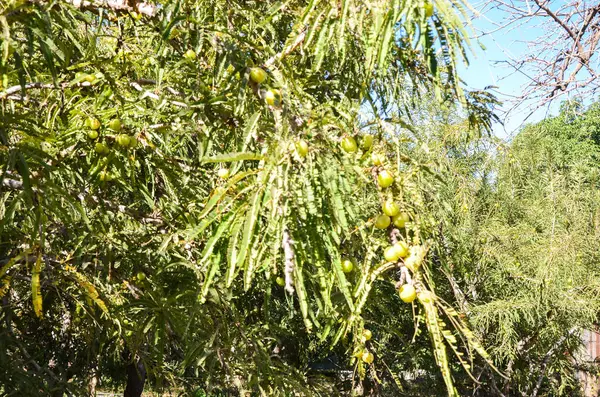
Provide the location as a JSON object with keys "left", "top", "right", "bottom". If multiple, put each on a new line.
{"left": 123, "top": 351, "right": 146, "bottom": 397}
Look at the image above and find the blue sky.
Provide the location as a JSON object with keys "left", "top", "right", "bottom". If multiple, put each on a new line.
{"left": 456, "top": 6, "right": 561, "bottom": 139}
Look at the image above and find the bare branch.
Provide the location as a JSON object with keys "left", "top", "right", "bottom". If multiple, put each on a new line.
{"left": 531, "top": 0, "right": 579, "bottom": 44}
{"left": 475, "top": 0, "right": 600, "bottom": 110}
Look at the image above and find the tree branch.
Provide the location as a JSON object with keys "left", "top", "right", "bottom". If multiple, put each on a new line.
{"left": 2, "top": 177, "right": 163, "bottom": 225}
{"left": 0, "top": 79, "right": 187, "bottom": 108}
{"left": 531, "top": 0, "right": 579, "bottom": 45}
{"left": 282, "top": 229, "right": 295, "bottom": 294}
{"left": 476, "top": 0, "right": 600, "bottom": 109}
{"left": 0, "top": 81, "right": 93, "bottom": 100}
{"left": 264, "top": 29, "right": 307, "bottom": 68}
{"left": 27, "top": 0, "right": 156, "bottom": 17}
{"left": 530, "top": 327, "right": 578, "bottom": 397}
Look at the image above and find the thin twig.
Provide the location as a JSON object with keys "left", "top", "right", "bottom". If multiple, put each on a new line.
{"left": 264, "top": 29, "right": 307, "bottom": 68}
{"left": 282, "top": 229, "right": 295, "bottom": 294}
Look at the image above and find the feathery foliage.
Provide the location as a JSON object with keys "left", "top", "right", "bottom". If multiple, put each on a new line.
{"left": 0, "top": 0, "right": 503, "bottom": 395}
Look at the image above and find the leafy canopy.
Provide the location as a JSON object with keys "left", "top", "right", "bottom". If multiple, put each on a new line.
{"left": 0, "top": 0, "right": 498, "bottom": 395}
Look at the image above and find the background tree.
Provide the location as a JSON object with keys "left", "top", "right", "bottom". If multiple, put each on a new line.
{"left": 429, "top": 99, "right": 600, "bottom": 396}
{"left": 476, "top": 0, "right": 600, "bottom": 109}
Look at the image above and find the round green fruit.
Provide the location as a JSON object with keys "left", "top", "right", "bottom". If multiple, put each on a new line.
{"left": 109, "top": 119, "right": 122, "bottom": 132}
{"left": 296, "top": 140, "right": 309, "bottom": 157}
{"left": 276, "top": 276, "right": 285, "bottom": 287}
{"left": 116, "top": 134, "right": 131, "bottom": 147}
{"left": 377, "top": 170, "right": 394, "bottom": 188}
{"left": 83, "top": 74, "right": 97, "bottom": 84}
{"left": 136, "top": 272, "right": 146, "bottom": 281}
{"left": 372, "top": 153, "right": 385, "bottom": 166}
{"left": 361, "top": 135, "right": 374, "bottom": 150}
{"left": 264, "top": 89, "right": 281, "bottom": 106}
{"left": 382, "top": 200, "right": 400, "bottom": 217}
{"left": 341, "top": 136, "right": 358, "bottom": 153}
{"left": 392, "top": 212, "right": 410, "bottom": 228}
{"left": 374, "top": 214, "right": 391, "bottom": 229}
{"left": 184, "top": 49, "right": 197, "bottom": 60}
{"left": 399, "top": 284, "right": 417, "bottom": 303}
{"left": 94, "top": 142, "right": 110, "bottom": 155}
{"left": 217, "top": 168, "right": 230, "bottom": 179}
{"left": 384, "top": 245, "right": 401, "bottom": 262}
{"left": 87, "top": 117, "right": 101, "bottom": 130}
{"left": 394, "top": 241, "right": 409, "bottom": 258}
{"left": 87, "top": 130, "right": 99, "bottom": 140}
{"left": 362, "top": 329, "right": 372, "bottom": 341}
{"left": 128, "top": 136, "right": 137, "bottom": 149}
{"left": 341, "top": 259, "right": 354, "bottom": 273}
{"left": 249, "top": 67, "right": 267, "bottom": 84}
{"left": 99, "top": 170, "right": 113, "bottom": 182}
{"left": 361, "top": 351, "right": 374, "bottom": 364}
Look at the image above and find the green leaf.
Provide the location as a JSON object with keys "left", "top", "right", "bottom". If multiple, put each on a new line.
{"left": 323, "top": 234, "right": 354, "bottom": 312}
{"left": 198, "top": 214, "right": 235, "bottom": 271}
{"left": 199, "top": 253, "right": 221, "bottom": 304}
{"left": 225, "top": 211, "right": 246, "bottom": 288}
{"left": 31, "top": 255, "right": 43, "bottom": 318}
{"left": 241, "top": 188, "right": 265, "bottom": 290}
{"left": 294, "top": 262, "right": 313, "bottom": 331}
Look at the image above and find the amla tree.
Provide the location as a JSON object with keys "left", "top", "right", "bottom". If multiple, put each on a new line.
{"left": 1, "top": 0, "right": 498, "bottom": 395}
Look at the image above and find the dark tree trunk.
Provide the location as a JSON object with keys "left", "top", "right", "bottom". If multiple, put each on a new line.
{"left": 123, "top": 349, "right": 146, "bottom": 397}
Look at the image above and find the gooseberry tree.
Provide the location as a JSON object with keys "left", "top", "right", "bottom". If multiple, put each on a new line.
{"left": 1, "top": 0, "right": 498, "bottom": 395}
